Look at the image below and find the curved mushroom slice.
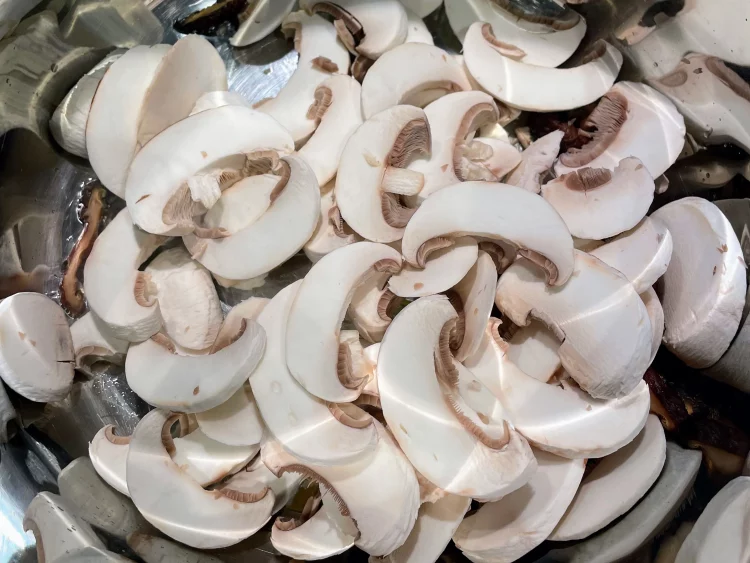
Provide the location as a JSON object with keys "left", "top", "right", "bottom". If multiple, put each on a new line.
{"left": 389, "top": 237, "right": 478, "bottom": 298}
{"left": 222, "top": 456, "right": 302, "bottom": 514}
{"left": 89, "top": 425, "right": 131, "bottom": 497}
{"left": 304, "top": 182, "right": 359, "bottom": 263}
{"left": 261, "top": 419, "right": 420, "bottom": 556}
{"left": 195, "top": 384, "right": 264, "bottom": 447}
{"left": 190, "top": 91, "right": 251, "bottom": 115}
{"left": 231, "top": 0, "right": 296, "bottom": 47}
{"left": 454, "top": 450, "right": 585, "bottom": 563}
{"left": 125, "top": 321, "right": 266, "bottom": 413}
{"left": 253, "top": 281, "right": 378, "bottom": 464}
{"left": 361, "top": 43, "right": 472, "bottom": 119}
{"left": 349, "top": 272, "right": 402, "bottom": 344}
{"left": 378, "top": 296, "right": 536, "bottom": 501}
{"left": 542, "top": 158, "right": 656, "bottom": 240}
{"left": 504, "top": 321, "right": 562, "bottom": 383}
{"left": 127, "top": 409, "right": 275, "bottom": 549}
{"left": 199, "top": 173, "right": 278, "bottom": 235}
{"left": 298, "top": 75, "right": 364, "bottom": 186}
{"left": 651, "top": 197, "right": 746, "bottom": 368}
{"left": 496, "top": 251, "right": 652, "bottom": 399}
{"left": 551, "top": 415, "right": 667, "bottom": 541}
{"left": 463, "top": 23, "right": 622, "bottom": 112}
{"left": 505, "top": 130, "right": 564, "bottom": 194}
{"left": 642, "top": 288, "right": 665, "bottom": 367}
{"left": 401, "top": 182, "right": 575, "bottom": 286}
{"left": 258, "top": 11, "right": 351, "bottom": 144}
{"left": 184, "top": 155, "right": 320, "bottom": 281}
{"left": 0, "top": 293, "right": 74, "bottom": 403}
{"left": 404, "top": 6, "right": 434, "bottom": 45}
{"left": 590, "top": 216, "right": 673, "bottom": 295}
{"left": 453, "top": 251, "right": 498, "bottom": 362}
{"left": 70, "top": 312, "right": 129, "bottom": 377}
{"left": 128, "top": 533, "right": 224, "bottom": 563}
{"left": 126, "top": 105, "right": 294, "bottom": 236}
{"left": 336, "top": 105, "right": 430, "bottom": 243}
{"left": 213, "top": 297, "right": 269, "bottom": 351}
{"left": 555, "top": 82, "right": 686, "bottom": 179}
{"left": 400, "top": 0, "right": 443, "bottom": 18}
{"left": 467, "top": 137, "right": 522, "bottom": 180}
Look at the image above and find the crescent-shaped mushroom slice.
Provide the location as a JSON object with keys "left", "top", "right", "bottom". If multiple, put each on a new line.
{"left": 504, "top": 130, "right": 564, "bottom": 194}
{"left": 194, "top": 384, "right": 264, "bottom": 447}
{"left": 127, "top": 409, "right": 275, "bottom": 549}
{"left": 378, "top": 296, "right": 536, "bottom": 501}
{"left": 401, "top": 182, "right": 575, "bottom": 286}
{"left": 336, "top": 105, "right": 430, "bottom": 243}
{"left": 89, "top": 425, "right": 131, "bottom": 497}
{"left": 125, "top": 321, "right": 266, "bottom": 413}
{"left": 463, "top": 23, "right": 622, "bottom": 112}
{"left": 555, "top": 82, "right": 686, "bottom": 179}
{"left": 452, "top": 251, "right": 498, "bottom": 362}
{"left": 128, "top": 533, "right": 224, "bottom": 563}
{"left": 642, "top": 288, "right": 665, "bottom": 367}
{"left": 183, "top": 155, "right": 320, "bottom": 281}
{"left": 261, "top": 419, "right": 420, "bottom": 557}
{"left": 70, "top": 312, "right": 130, "bottom": 377}
{"left": 231, "top": 0, "right": 297, "bottom": 47}
{"left": 466, "top": 137, "right": 522, "bottom": 181}
{"left": 454, "top": 450, "right": 585, "bottom": 563}
{"left": 212, "top": 297, "right": 269, "bottom": 351}
{"left": 551, "top": 415, "right": 667, "bottom": 541}
{"left": 126, "top": 105, "right": 294, "bottom": 237}
{"left": 190, "top": 91, "right": 252, "bottom": 115}
{"left": 304, "top": 182, "right": 359, "bottom": 264}
{"left": 496, "top": 251, "right": 652, "bottom": 399}
{"left": 0, "top": 293, "right": 74, "bottom": 403}
{"left": 503, "top": 321, "right": 562, "bottom": 384}
{"left": 651, "top": 197, "right": 747, "bottom": 369}
{"left": 400, "top": 0, "right": 443, "bottom": 18}
{"left": 361, "top": 43, "right": 472, "bottom": 119}
{"left": 252, "top": 281, "right": 378, "bottom": 465}
{"left": 222, "top": 456, "right": 302, "bottom": 514}
{"left": 349, "top": 272, "right": 405, "bottom": 344}
{"left": 542, "top": 157, "right": 656, "bottom": 240}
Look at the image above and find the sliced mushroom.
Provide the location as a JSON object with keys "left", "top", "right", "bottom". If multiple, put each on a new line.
{"left": 467, "top": 136, "right": 522, "bottom": 180}
{"left": 128, "top": 533, "right": 225, "bottom": 563}
{"left": 651, "top": 197, "right": 747, "bottom": 368}
{"left": 400, "top": 0, "right": 443, "bottom": 18}
{"left": 194, "top": 384, "right": 264, "bottom": 447}
{"left": 403, "top": 6, "right": 434, "bottom": 45}
{"left": 304, "top": 182, "right": 359, "bottom": 263}
{"left": 230, "top": 0, "right": 297, "bottom": 47}
{"left": 190, "top": 90, "right": 252, "bottom": 115}
{"left": 505, "top": 130, "right": 564, "bottom": 194}
{"left": 70, "top": 312, "right": 130, "bottom": 377}
{"left": 89, "top": 425, "right": 131, "bottom": 497}
{"left": 453, "top": 251, "right": 498, "bottom": 362}
{"left": 348, "top": 271, "right": 400, "bottom": 343}
{"left": 503, "top": 320, "right": 562, "bottom": 383}
{"left": 199, "top": 173, "right": 278, "bottom": 235}
{"left": 642, "top": 287, "right": 665, "bottom": 367}
{"left": 212, "top": 297, "right": 270, "bottom": 352}
{"left": 463, "top": 23, "right": 623, "bottom": 111}
{"left": 222, "top": 456, "right": 302, "bottom": 514}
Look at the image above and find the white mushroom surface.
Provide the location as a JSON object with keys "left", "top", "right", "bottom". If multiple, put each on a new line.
{"left": 222, "top": 456, "right": 302, "bottom": 514}
{"left": 193, "top": 384, "right": 264, "bottom": 447}
{"left": 642, "top": 287, "right": 665, "bottom": 367}
{"left": 231, "top": 0, "right": 297, "bottom": 47}
{"left": 89, "top": 425, "right": 131, "bottom": 497}
{"left": 453, "top": 251, "right": 498, "bottom": 362}
{"left": 70, "top": 312, "right": 130, "bottom": 377}
{"left": 505, "top": 130, "right": 564, "bottom": 194}
{"left": 304, "top": 182, "right": 359, "bottom": 263}
{"left": 403, "top": 7, "right": 434, "bottom": 45}
{"left": 504, "top": 321, "right": 562, "bottom": 383}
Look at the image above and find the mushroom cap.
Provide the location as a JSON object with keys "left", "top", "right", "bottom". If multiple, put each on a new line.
{"left": 505, "top": 130, "right": 564, "bottom": 194}
{"left": 642, "top": 288, "right": 665, "bottom": 367}
{"left": 304, "top": 182, "right": 359, "bottom": 263}
{"left": 230, "top": 0, "right": 297, "bottom": 47}
{"left": 453, "top": 251, "right": 498, "bottom": 362}
{"left": 496, "top": 251, "right": 653, "bottom": 399}
{"left": 70, "top": 312, "right": 130, "bottom": 377}
{"left": 651, "top": 197, "right": 747, "bottom": 368}
{"left": 89, "top": 425, "right": 131, "bottom": 497}
{"left": 194, "top": 385, "right": 264, "bottom": 447}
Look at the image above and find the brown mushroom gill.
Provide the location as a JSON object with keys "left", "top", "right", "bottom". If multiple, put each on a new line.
{"left": 453, "top": 101, "right": 502, "bottom": 182}
{"left": 307, "top": 2, "right": 365, "bottom": 46}
{"left": 489, "top": 0, "right": 581, "bottom": 31}
{"left": 479, "top": 24, "right": 526, "bottom": 61}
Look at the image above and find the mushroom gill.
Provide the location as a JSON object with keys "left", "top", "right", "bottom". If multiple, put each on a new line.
{"left": 276, "top": 464, "right": 352, "bottom": 517}
{"left": 518, "top": 248, "right": 561, "bottom": 286}
{"left": 220, "top": 486, "right": 272, "bottom": 504}
{"left": 562, "top": 167, "right": 613, "bottom": 192}
{"left": 479, "top": 23, "right": 526, "bottom": 61}
{"left": 337, "top": 341, "right": 368, "bottom": 390}
{"left": 352, "top": 55, "right": 374, "bottom": 83}
{"left": 104, "top": 425, "right": 131, "bottom": 446}
{"left": 306, "top": 85, "right": 334, "bottom": 125}
{"left": 415, "top": 237, "right": 454, "bottom": 268}
{"left": 311, "top": 56, "right": 340, "bottom": 74}
{"left": 307, "top": 2, "right": 365, "bottom": 47}
{"left": 327, "top": 402, "right": 374, "bottom": 429}
{"left": 453, "top": 101, "right": 502, "bottom": 182}
{"left": 274, "top": 495, "right": 323, "bottom": 531}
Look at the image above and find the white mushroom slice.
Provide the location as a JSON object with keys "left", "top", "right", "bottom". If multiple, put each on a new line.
{"left": 444, "top": 0, "right": 586, "bottom": 66}
{"left": 361, "top": 43, "right": 472, "bottom": 119}
{"left": 128, "top": 533, "right": 225, "bottom": 563}
{"left": 496, "top": 251, "right": 652, "bottom": 399}
{"left": 222, "top": 456, "right": 302, "bottom": 514}
{"left": 304, "top": 182, "right": 359, "bottom": 263}
{"left": 190, "top": 90, "right": 251, "bottom": 115}
{"left": 401, "top": 181, "right": 575, "bottom": 286}
{"left": 231, "top": 0, "right": 296, "bottom": 47}
{"left": 84, "top": 209, "right": 165, "bottom": 342}
{"left": 389, "top": 237, "right": 478, "bottom": 298}
{"left": 504, "top": 321, "right": 562, "bottom": 383}
{"left": 298, "top": 75, "right": 364, "bottom": 186}
{"left": 200, "top": 174, "right": 279, "bottom": 235}
{"left": 590, "top": 216, "right": 674, "bottom": 295}
{"left": 555, "top": 82, "right": 686, "bottom": 179}
{"left": 125, "top": 321, "right": 266, "bottom": 413}
{"left": 194, "top": 385, "right": 264, "bottom": 447}
{"left": 127, "top": 409, "right": 275, "bottom": 549}
{"left": 0, "top": 293, "right": 73, "bottom": 403}
{"left": 455, "top": 450, "right": 585, "bottom": 562}
{"left": 253, "top": 281, "right": 378, "bottom": 465}
{"left": 542, "top": 157, "right": 656, "bottom": 240}
{"left": 258, "top": 11, "right": 351, "bottom": 144}
{"left": 400, "top": 0, "right": 443, "bottom": 18}
{"left": 89, "top": 425, "right": 131, "bottom": 497}
{"left": 261, "top": 419, "right": 420, "bottom": 556}
{"left": 469, "top": 137, "right": 522, "bottom": 180}
{"left": 651, "top": 197, "right": 747, "bottom": 368}
{"left": 453, "top": 251, "right": 498, "bottom": 362}
{"left": 642, "top": 288, "right": 665, "bottom": 366}
{"left": 70, "top": 312, "right": 130, "bottom": 377}
{"left": 126, "top": 105, "right": 294, "bottom": 236}
{"left": 404, "top": 6, "right": 434, "bottom": 45}
{"left": 348, "top": 272, "right": 399, "bottom": 343}
{"left": 213, "top": 297, "right": 270, "bottom": 351}
{"left": 336, "top": 105, "right": 430, "bottom": 243}
{"left": 505, "top": 130, "right": 564, "bottom": 194}
{"left": 379, "top": 295, "right": 536, "bottom": 501}
{"left": 183, "top": 155, "right": 320, "bottom": 281}
{"left": 86, "top": 44, "right": 170, "bottom": 198}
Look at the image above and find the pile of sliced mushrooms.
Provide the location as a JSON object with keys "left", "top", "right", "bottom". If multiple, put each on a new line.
{"left": 3, "top": 0, "right": 750, "bottom": 561}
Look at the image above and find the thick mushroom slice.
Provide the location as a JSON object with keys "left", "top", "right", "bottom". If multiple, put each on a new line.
{"left": 505, "top": 130, "right": 564, "bottom": 194}
{"left": 463, "top": 23, "right": 622, "bottom": 112}
{"left": 454, "top": 450, "right": 585, "bottom": 563}
{"left": 642, "top": 287, "right": 665, "bottom": 366}
{"left": 0, "top": 293, "right": 74, "bottom": 403}
{"left": 261, "top": 419, "right": 420, "bottom": 556}
{"left": 222, "top": 456, "right": 302, "bottom": 514}
{"left": 251, "top": 281, "right": 378, "bottom": 465}
{"left": 555, "top": 82, "right": 686, "bottom": 179}
{"left": 194, "top": 384, "right": 264, "bottom": 447}
{"left": 361, "top": 43, "right": 472, "bottom": 119}
{"left": 70, "top": 312, "right": 130, "bottom": 378}
{"left": 127, "top": 409, "right": 275, "bottom": 549}
{"left": 378, "top": 296, "right": 536, "bottom": 501}
{"left": 336, "top": 105, "right": 430, "bottom": 243}
{"left": 401, "top": 182, "right": 575, "bottom": 286}
{"left": 541, "top": 157, "right": 656, "bottom": 240}
{"left": 304, "top": 182, "right": 359, "bottom": 264}
{"left": 496, "top": 251, "right": 652, "bottom": 399}
{"left": 651, "top": 197, "right": 747, "bottom": 368}
{"left": 126, "top": 105, "right": 294, "bottom": 236}
{"left": 453, "top": 251, "right": 498, "bottom": 362}
{"left": 551, "top": 415, "right": 667, "bottom": 541}
{"left": 89, "top": 425, "right": 131, "bottom": 497}
{"left": 231, "top": 0, "right": 297, "bottom": 47}
{"left": 215, "top": 298, "right": 270, "bottom": 350}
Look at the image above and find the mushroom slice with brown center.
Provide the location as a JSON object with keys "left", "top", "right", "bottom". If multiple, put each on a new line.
{"left": 304, "top": 182, "right": 360, "bottom": 263}
{"left": 195, "top": 384, "right": 264, "bottom": 447}
{"left": 231, "top": 0, "right": 297, "bottom": 47}
{"left": 89, "top": 425, "right": 131, "bottom": 497}
{"left": 505, "top": 130, "right": 564, "bottom": 194}
{"left": 453, "top": 251, "right": 498, "bottom": 362}
{"left": 70, "top": 312, "right": 130, "bottom": 378}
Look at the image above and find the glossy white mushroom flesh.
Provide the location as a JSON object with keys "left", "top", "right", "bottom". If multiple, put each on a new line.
{"left": 452, "top": 250, "right": 498, "bottom": 362}
{"left": 70, "top": 312, "right": 130, "bottom": 377}
{"left": 89, "top": 425, "right": 131, "bottom": 497}
{"left": 505, "top": 130, "right": 564, "bottom": 194}
{"left": 231, "top": 0, "right": 297, "bottom": 47}
{"left": 304, "top": 182, "right": 359, "bottom": 263}
{"left": 403, "top": 6, "right": 434, "bottom": 45}
{"left": 194, "top": 385, "right": 264, "bottom": 447}
{"left": 222, "top": 455, "right": 303, "bottom": 514}
{"left": 503, "top": 320, "right": 562, "bottom": 383}
{"left": 642, "top": 287, "right": 665, "bottom": 367}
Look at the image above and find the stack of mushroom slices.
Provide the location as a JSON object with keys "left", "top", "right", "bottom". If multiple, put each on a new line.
{"left": 12, "top": 0, "right": 750, "bottom": 562}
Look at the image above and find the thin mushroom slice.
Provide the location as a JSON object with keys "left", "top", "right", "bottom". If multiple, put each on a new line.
{"left": 505, "top": 130, "right": 564, "bottom": 194}
{"left": 642, "top": 288, "right": 665, "bottom": 367}
{"left": 551, "top": 415, "right": 667, "bottom": 541}
{"left": 542, "top": 157, "right": 656, "bottom": 240}
{"left": 127, "top": 409, "right": 275, "bottom": 549}
{"left": 466, "top": 137, "right": 522, "bottom": 181}
{"left": 378, "top": 296, "right": 536, "bottom": 501}
{"left": 401, "top": 181, "right": 575, "bottom": 286}
{"left": 195, "top": 384, "right": 264, "bottom": 447}
{"left": 231, "top": 0, "right": 296, "bottom": 47}
{"left": 0, "top": 293, "right": 74, "bottom": 403}
{"left": 261, "top": 419, "right": 420, "bottom": 556}
{"left": 89, "top": 425, "right": 131, "bottom": 497}
{"left": 555, "top": 82, "right": 686, "bottom": 179}
{"left": 463, "top": 23, "right": 622, "bottom": 111}
{"left": 335, "top": 105, "right": 431, "bottom": 243}
{"left": 404, "top": 6, "right": 434, "bottom": 45}
{"left": 70, "top": 312, "right": 130, "bottom": 378}
{"left": 361, "top": 43, "right": 472, "bottom": 119}
{"left": 496, "top": 251, "right": 652, "bottom": 399}
{"left": 304, "top": 182, "right": 359, "bottom": 263}
{"left": 453, "top": 251, "right": 498, "bottom": 362}
{"left": 222, "top": 456, "right": 302, "bottom": 514}
{"left": 212, "top": 297, "right": 270, "bottom": 352}
{"left": 454, "top": 450, "right": 585, "bottom": 563}
{"left": 348, "top": 272, "right": 402, "bottom": 344}
{"left": 651, "top": 197, "right": 747, "bottom": 368}
{"left": 503, "top": 321, "right": 562, "bottom": 383}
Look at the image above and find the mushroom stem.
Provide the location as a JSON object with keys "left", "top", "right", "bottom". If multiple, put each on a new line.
{"left": 382, "top": 166, "right": 425, "bottom": 196}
